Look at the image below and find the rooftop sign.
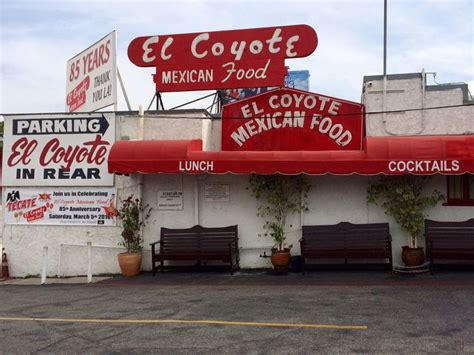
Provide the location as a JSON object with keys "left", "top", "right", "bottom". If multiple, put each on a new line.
{"left": 221, "top": 88, "right": 364, "bottom": 151}
{"left": 127, "top": 25, "right": 317, "bottom": 92}
{"left": 66, "top": 31, "right": 117, "bottom": 112}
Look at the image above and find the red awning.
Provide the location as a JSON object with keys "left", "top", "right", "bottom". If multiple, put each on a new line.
{"left": 108, "top": 135, "right": 474, "bottom": 175}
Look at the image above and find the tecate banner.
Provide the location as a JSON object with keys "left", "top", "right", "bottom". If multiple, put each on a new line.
{"left": 128, "top": 25, "right": 317, "bottom": 92}
{"left": 4, "top": 188, "right": 117, "bottom": 226}
{"left": 66, "top": 31, "right": 117, "bottom": 112}
{"left": 2, "top": 113, "right": 115, "bottom": 186}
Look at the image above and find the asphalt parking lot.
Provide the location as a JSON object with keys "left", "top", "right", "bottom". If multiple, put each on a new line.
{"left": 1, "top": 271, "right": 474, "bottom": 354}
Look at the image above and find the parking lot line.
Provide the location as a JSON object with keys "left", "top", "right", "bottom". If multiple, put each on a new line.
{"left": 0, "top": 316, "right": 367, "bottom": 330}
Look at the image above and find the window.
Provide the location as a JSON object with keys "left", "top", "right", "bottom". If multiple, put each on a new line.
{"left": 445, "top": 174, "right": 474, "bottom": 206}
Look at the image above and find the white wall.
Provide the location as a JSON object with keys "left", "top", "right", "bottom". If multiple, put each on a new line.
{"left": 1, "top": 173, "right": 138, "bottom": 277}
{"left": 3, "top": 76, "right": 473, "bottom": 276}
{"left": 363, "top": 75, "right": 474, "bottom": 136}
{"left": 137, "top": 173, "right": 473, "bottom": 270}
{"left": 4, "top": 154, "right": 472, "bottom": 276}
{"left": 2, "top": 110, "right": 212, "bottom": 277}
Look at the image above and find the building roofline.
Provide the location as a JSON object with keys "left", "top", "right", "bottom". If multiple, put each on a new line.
{"left": 1, "top": 109, "right": 212, "bottom": 117}
{"left": 363, "top": 73, "right": 422, "bottom": 82}
{"left": 363, "top": 73, "right": 472, "bottom": 104}
{"left": 425, "top": 83, "right": 472, "bottom": 104}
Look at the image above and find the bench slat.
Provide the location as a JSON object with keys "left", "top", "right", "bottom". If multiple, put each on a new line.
{"left": 151, "top": 225, "right": 239, "bottom": 275}
{"left": 300, "top": 222, "right": 392, "bottom": 273}
{"left": 424, "top": 219, "right": 474, "bottom": 273}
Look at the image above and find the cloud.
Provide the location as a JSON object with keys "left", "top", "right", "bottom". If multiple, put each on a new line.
{"left": 1, "top": 0, "right": 472, "bottom": 114}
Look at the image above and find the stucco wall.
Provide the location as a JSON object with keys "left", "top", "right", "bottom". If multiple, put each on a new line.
{"left": 364, "top": 75, "right": 474, "bottom": 136}
{"left": 2, "top": 110, "right": 212, "bottom": 277}
{"left": 2, "top": 79, "right": 473, "bottom": 276}
{"left": 137, "top": 173, "right": 473, "bottom": 270}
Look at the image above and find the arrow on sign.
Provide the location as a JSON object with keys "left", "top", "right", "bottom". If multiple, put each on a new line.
{"left": 12, "top": 115, "right": 110, "bottom": 136}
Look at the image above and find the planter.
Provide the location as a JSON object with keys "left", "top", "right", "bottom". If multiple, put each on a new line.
{"left": 117, "top": 252, "right": 142, "bottom": 277}
{"left": 270, "top": 249, "right": 291, "bottom": 274}
{"left": 401, "top": 246, "right": 425, "bottom": 267}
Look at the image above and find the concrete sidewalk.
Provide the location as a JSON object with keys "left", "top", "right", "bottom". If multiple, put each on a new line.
{"left": 96, "top": 269, "right": 474, "bottom": 287}
{"left": 0, "top": 276, "right": 111, "bottom": 285}
{"left": 2, "top": 268, "right": 473, "bottom": 287}
{"left": 5, "top": 268, "right": 473, "bottom": 290}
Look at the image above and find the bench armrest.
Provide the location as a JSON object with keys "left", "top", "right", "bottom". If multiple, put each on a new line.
{"left": 150, "top": 241, "right": 162, "bottom": 246}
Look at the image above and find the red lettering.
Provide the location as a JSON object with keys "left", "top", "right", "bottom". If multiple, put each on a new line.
{"left": 39, "top": 135, "right": 110, "bottom": 170}
{"left": 7, "top": 198, "right": 37, "bottom": 212}
{"left": 67, "top": 76, "right": 90, "bottom": 112}
{"left": 129, "top": 25, "right": 317, "bottom": 68}
{"left": 7, "top": 138, "right": 38, "bottom": 166}
{"left": 88, "top": 52, "right": 94, "bottom": 73}
{"left": 83, "top": 135, "right": 109, "bottom": 164}
{"left": 104, "top": 40, "right": 110, "bottom": 63}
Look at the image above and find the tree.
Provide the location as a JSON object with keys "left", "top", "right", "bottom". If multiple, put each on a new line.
{"left": 248, "top": 174, "right": 310, "bottom": 251}
{"left": 367, "top": 175, "right": 444, "bottom": 248}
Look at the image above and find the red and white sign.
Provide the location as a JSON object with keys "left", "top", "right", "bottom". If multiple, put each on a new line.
{"left": 4, "top": 187, "right": 117, "bottom": 226}
{"left": 127, "top": 25, "right": 317, "bottom": 92}
{"left": 2, "top": 113, "right": 115, "bottom": 186}
{"left": 221, "top": 88, "right": 364, "bottom": 151}
{"left": 66, "top": 31, "right": 117, "bottom": 112}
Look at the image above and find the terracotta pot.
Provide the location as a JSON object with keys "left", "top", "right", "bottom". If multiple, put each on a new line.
{"left": 270, "top": 249, "right": 291, "bottom": 273}
{"left": 401, "top": 246, "right": 425, "bottom": 267}
{"left": 117, "top": 252, "right": 142, "bottom": 277}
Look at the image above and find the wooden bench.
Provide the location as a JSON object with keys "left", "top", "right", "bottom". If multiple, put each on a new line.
{"left": 150, "top": 225, "right": 239, "bottom": 275}
{"left": 425, "top": 218, "right": 474, "bottom": 274}
{"left": 300, "top": 222, "right": 393, "bottom": 274}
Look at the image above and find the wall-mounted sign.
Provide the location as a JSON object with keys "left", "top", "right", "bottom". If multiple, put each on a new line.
{"left": 66, "top": 31, "right": 117, "bottom": 112}
{"left": 204, "top": 184, "right": 230, "bottom": 202}
{"left": 2, "top": 113, "right": 115, "bottom": 186}
{"left": 158, "top": 190, "right": 183, "bottom": 210}
{"left": 221, "top": 88, "right": 364, "bottom": 151}
{"left": 128, "top": 25, "right": 317, "bottom": 92}
{"left": 387, "top": 160, "right": 460, "bottom": 174}
{"left": 4, "top": 187, "right": 117, "bottom": 226}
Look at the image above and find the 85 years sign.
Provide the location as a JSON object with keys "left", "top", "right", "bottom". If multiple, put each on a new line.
{"left": 66, "top": 31, "right": 117, "bottom": 112}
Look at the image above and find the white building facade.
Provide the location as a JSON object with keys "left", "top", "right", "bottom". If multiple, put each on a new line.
{"left": 2, "top": 72, "right": 473, "bottom": 277}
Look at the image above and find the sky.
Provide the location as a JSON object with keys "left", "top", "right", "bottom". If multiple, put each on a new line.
{"left": 0, "top": 0, "right": 472, "bottom": 114}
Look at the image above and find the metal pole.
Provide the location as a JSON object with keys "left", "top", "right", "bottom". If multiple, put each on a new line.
{"left": 156, "top": 92, "right": 165, "bottom": 110}
{"left": 147, "top": 93, "right": 156, "bottom": 111}
{"left": 194, "top": 178, "right": 199, "bottom": 226}
{"left": 117, "top": 68, "right": 132, "bottom": 111}
{"left": 169, "top": 92, "right": 216, "bottom": 110}
{"left": 87, "top": 242, "right": 92, "bottom": 283}
{"left": 382, "top": 0, "right": 388, "bottom": 129}
{"left": 383, "top": 0, "right": 387, "bottom": 76}
{"left": 217, "top": 91, "right": 222, "bottom": 113}
{"left": 41, "top": 246, "right": 48, "bottom": 285}
{"left": 57, "top": 244, "right": 62, "bottom": 278}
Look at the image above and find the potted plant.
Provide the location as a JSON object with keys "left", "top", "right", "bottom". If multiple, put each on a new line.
{"left": 367, "top": 175, "right": 444, "bottom": 266}
{"left": 248, "top": 174, "right": 310, "bottom": 273}
{"left": 116, "top": 195, "right": 152, "bottom": 276}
